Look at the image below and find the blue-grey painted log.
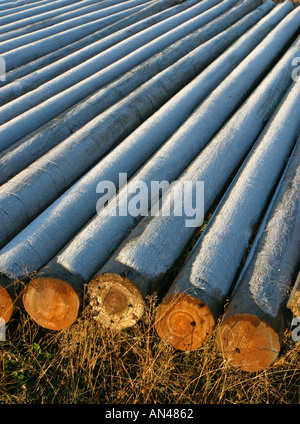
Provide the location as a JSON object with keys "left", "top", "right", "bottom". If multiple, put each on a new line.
{"left": 16, "top": 6, "right": 300, "bottom": 331}
{"left": 0, "top": 0, "right": 278, "bottom": 253}
{"left": 215, "top": 136, "right": 300, "bottom": 371}
{"left": 155, "top": 81, "right": 300, "bottom": 351}
{"left": 0, "top": 0, "right": 128, "bottom": 41}
{"left": 0, "top": 2, "right": 151, "bottom": 72}
{"left": 0, "top": 0, "right": 152, "bottom": 55}
{"left": 0, "top": 0, "right": 267, "bottom": 183}
{"left": 0, "top": 0, "right": 223, "bottom": 123}
{"left": 94, "top": 36, "right": 300, "bottom": 330}
{"left": 287, "top": 269, "right": 300, "bottom": 320}
{"left": 0, "top": 0, "right": 235, "bottom": 144}
{"left": 0, "top": 0, "right": 198, "bottom": 103}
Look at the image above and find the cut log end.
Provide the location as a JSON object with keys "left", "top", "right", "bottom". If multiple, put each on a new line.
{"left": 216, "top": 314, "right": 281, "bottom": 372}
{"left": 0, "top": 284, "right": 14, "bottom": 324}
{"left": 155, "top": 293, "right": 215, "bottom": 351}
{"left": 22, "top": 277, "right": 81, "bottom": 331}
{"left": 87, "top": 273, "right": 145, "bottom": 330}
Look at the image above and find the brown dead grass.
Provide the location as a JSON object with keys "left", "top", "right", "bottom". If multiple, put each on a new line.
{"left": 0, "top": 295, "right": 299, "bottom": 404}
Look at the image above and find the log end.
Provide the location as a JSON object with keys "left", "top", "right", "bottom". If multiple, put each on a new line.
{"left": 155, "top": 293, "right": 215, "bottom": 351}
{"left": 0, "top": 284, "right": 14, "bottom": 324}
{"left": 22, "top": 277, "right": 81, "bottom": 331}
{"left": 216, "top": 314, "right": 281, "bottom": 372}
{"left": 87, "top": 273, "right": 145, "bottom": 330}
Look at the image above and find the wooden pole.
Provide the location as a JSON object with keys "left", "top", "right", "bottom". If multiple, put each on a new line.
{"left": 215, "top": 136, "right": 300, "bottom": 372}
{"left": 20, "top": 18, "right": 300, "bottom": 331}
{"left": 93, "top": 36, "right": 300, "bottom": 330}
{"left": 154, "top": 81, "right": 300, "bottom": 351}
{"left": 0, "top": 0, "right": 269, "bottom": 184}
{"left": 0, "top": 0, "right": 270, "bottom": 247}
{"left": 0, "top": 0, "right": 198, "bottom": 104}
{"left": 0, "top": 0, "right": 223, "bottom": 124}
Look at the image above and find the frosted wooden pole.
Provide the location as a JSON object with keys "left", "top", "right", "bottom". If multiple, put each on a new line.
{"left": 215, "top": 137, "right": 300, "bottom": 372}
{"left": 155, "top": 81, "right": 300, "bottom": 351}
{"left": 19, "top": 21, "right": 300, "bottom": 331}
{"left": 0, "top": 0, "right": 199, "bottom": 104}
{"left": 0, "top": 0, "right": 223, "bottom": 124}
{"left": 0, "top": 0, "right": 270, "bottom": 184}
{"left": 91, "top": 37, "right": 300, "bottom": 330}
{"left": 0, "top": 0, "right": 273, "bottom": 248}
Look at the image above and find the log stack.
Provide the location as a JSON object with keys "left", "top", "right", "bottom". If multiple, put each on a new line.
{"left": 0, "top": 0, "right": 299, "bottom": 371}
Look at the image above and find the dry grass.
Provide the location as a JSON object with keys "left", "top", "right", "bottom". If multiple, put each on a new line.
{"left": 0, "top": 295, "right": 299, "bottom": 404}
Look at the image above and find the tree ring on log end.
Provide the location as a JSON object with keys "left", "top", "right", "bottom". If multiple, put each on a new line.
{"left": 155, "top": 293, "right": 215, "bottom": 351}
{"left": 22, "top": 277, "right": 81, "bottom": 331}
{"left": 87, "top": 273, "right": 145, "bottom": 330}
{"left": 216, "top": 314, "right": 281, "bottom": 372}
{"left": 0, "top": 284, "right": 14, "bottom": 324}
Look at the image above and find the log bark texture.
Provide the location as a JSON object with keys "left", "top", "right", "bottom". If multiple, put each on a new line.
{"left": 155, "top": 81, "right": 300, "bottom": 351}
{"left": 215, "top": 136, "right": 300, "bottom": 372}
